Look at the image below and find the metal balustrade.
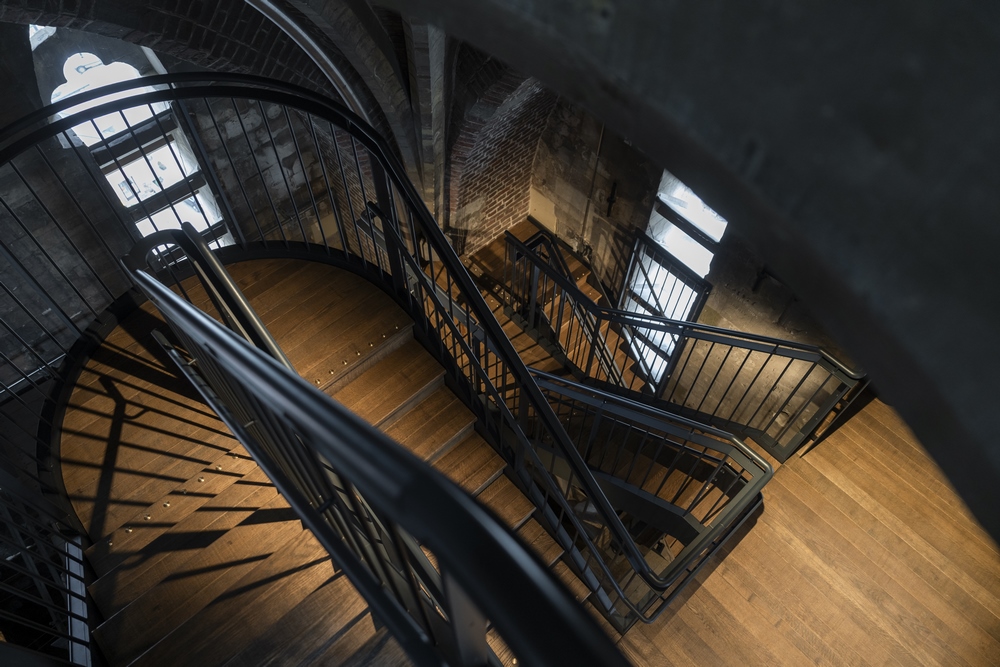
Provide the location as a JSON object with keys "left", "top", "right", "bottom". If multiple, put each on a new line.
{"left": 130, "top": 268, "right": 628, "bottom": 667}
{"left": 505, "top": 232, "right": 867, "bottom": 462}
{"left": 0, "top": 474, "right": 91, "bottom": 665}
{"left": 528, "top": 369, "right": 771, "bottom": 619}
{"left": 0, "top": 72, "right": 776, "bottom": 657}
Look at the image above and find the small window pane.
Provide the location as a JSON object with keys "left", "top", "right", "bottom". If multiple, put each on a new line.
{"left": 647, "top": 208, "right": 715, "bottom": 278}
{"left": 104, "top": 143, "right": 197, "bottom": 206}
{"left": 657, "top": 170, "right": 728, "bottom": 243}
{"left": 135, "top": 192, "right": 221, "bottom": 237}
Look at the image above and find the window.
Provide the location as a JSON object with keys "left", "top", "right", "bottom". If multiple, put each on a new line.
{"left": 51, "top": 52, "right": 227, "bottom": 244}
{"left": 647, "top": 170, "right": 728, "bottom": 279}
{"left": 618, "top": 170, "right": 724, "bottom": 386}
{"left": 28, "top": 25, "right": 56, "bottom": 51}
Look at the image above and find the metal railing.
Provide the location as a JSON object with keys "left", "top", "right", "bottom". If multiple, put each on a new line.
{"left": 506, "top": 233, "right": 867, "bottom": 461}
{"left": 0, "top": 471, "right": 91, "bottom": 665}
{"left": 0, "top": 72, "right": 771, "bottom": 638}
{"left": 130, "top": 268, "right": 628, "bottom": 667}
{"left": 529, "top": 369, "right": 770, "bottom": 615}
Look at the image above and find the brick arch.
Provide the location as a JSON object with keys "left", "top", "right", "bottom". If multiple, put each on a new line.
{"left": 451, "top": 77, "right": 556, "bottom": 256}
{"left": 0, "top": 0, "right": 415, "bottom": 174}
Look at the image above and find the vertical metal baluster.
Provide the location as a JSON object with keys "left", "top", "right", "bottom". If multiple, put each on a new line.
{"left": 349, "top": 137, "right": 374, "bottom": 263}
{"left": 145, "top": 104, "right": 216, "bottom": 233}
{"left": 710, "top": 346, "right": 753, "bottom": 418}
{"left": 205, "top": 99, "right": 263, "bottom": 245}
{"left": 231, "top": 98, "right": 285, "bottom": 247}
{"left": 259, "top": 100, "right": 309, "bottom": 246}
{"left": 174, "top": 97, "right": 247, "bottom": 248}
{"left": 693, "top": 344, "right": 734, "bottom": 415}
{"left": 305, "top": 115, "right": 339, "bottom": 255}
{"left": 742, "top": 356, "right": 794, "bottom": 432}
{"left": 27, "top": 147, "right": 123, "bottom": 291}
{"left": 283, "top": 107, "right": 325, "bottom": 249}
{"left": 331, "top": 128, "right": 364, "bottom": 269}
{"left": 0, "top": 189, "right": 99, "bottom": 318}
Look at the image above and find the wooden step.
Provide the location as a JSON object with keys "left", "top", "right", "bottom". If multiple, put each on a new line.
{"left": 517, "top": 518, "right": 564, "bottom": 566}
{"left": 130, "top": 530, "right": 334, "bottom": 667}
{"left": 219, "top": 573, "right": 372, "bottom": 667}
{"left": 384, "top": 387, "right": 476, "bottom": 462}
{"left": 89, "top": 466, "right": 277, "bottom": 617}
{"left": 476, "top": 474, "right": 534, "bottom": 529}
{"left": 330, "top": 338, "right": 444, "bottom": 428}
{"left": 93, "top": 492, "right": 305, "bottom": 665}
{"left": 85, "top": 446, "right": 259, "bottom": 578}
{"left": 434, "top": 433, "right": 505, "bottom": 496}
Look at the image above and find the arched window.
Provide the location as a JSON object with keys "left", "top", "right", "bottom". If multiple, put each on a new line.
{"left": 51, "top": 52, "right": 227, "bottom": 243}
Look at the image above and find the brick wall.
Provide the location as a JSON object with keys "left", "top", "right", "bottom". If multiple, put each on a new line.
{"left": 451, "top": 78, "right": 555, "bottom": 256}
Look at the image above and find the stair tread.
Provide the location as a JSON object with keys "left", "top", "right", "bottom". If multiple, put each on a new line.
{"left": 93, "top": 492, "right": 305, "bottom": 665}
{"left": 85, "top": 447, "right": 258, "bottom": 577}
{"left": 131, "top": 529, "right": 334, "bottom": 667}
{"left": 551, "top": 559, "right": 592, "bottom": 602}
{"left": 384, "top": 387, "right": 475, "bottom": 462}
{"left": 331, "top": 339, "right": 443, "bottom": 427}
{"left": 89, "top": 466, "right": 276, "bottom": 617}
{"left": 295, "top": 303, "right": 412, "bottom": 387}
{"left": 476, "top": 474, "right": 534, "bottom": 528}
{"left": 221, "top": 572, "right": 371, "bottom": 667}
{"left": 434, "top": 433, "right": 505, "bottom": 495}
{"left": 517, "top": 518, "right": 563, "bottom": 566}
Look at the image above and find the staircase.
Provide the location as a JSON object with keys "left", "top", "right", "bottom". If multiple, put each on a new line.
{"left": 0, "top": 74, "right": 764, "bottom": 664}
{"left": 60, "top": 259, "right": 591, "bottom": 665}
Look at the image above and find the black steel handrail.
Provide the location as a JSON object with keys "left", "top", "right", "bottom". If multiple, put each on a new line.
{"left": 122, "top": 222, "right": 294, "bottom": 370}
{"left": 510, "top": 236, "right": 862, "bottom": 376}
{"left": 0, "top": 73, "right": 755, "bottom": 627}
{"left": 528, "top": 368, "right": 772, "bottom": 617}
{"left": 131, "top": 268, "right": 628, "bottom": 667}
{"left": 505, "top": 233, "right": 866, "bottom": 461}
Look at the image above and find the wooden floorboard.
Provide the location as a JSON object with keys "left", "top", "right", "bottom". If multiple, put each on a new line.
{"left": 623, "top": 398, "right": 1000, "bottom": 666}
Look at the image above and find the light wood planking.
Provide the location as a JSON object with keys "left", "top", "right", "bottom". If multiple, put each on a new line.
{"left": 623, "top": 398, "right": 1000, "bottom": 666}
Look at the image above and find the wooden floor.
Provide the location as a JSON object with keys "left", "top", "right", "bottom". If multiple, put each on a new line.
{"left": 57, "top": 256, "right": 1000, "bottom": 665}
{"left": 620, "top": 399, "right": 1000, "bottom": 666}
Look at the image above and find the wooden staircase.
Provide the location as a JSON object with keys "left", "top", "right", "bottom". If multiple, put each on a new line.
{"left": 57, "top": 258, "right": 590, "bottom": 666}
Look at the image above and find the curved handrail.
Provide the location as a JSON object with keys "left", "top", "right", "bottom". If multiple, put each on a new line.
{"left": 0, "top": 73, "right": 744, "bottom": 620}
{"left": 528, "top": 368, "right": 772, "bottom": 613}
{"left": 505, "top": 233, "right": 867, "bottom": 460}
{"left": 529, "top": 368, "right": 772, "bottom": 478}
{"left": 122, "top": 222, "right": 294, "bottom": 371}
{"left": 508, "top": 234, "right": 865, "bottom": 380}
{"left": 132, "top": 269, "right": 629, "bottom": 667}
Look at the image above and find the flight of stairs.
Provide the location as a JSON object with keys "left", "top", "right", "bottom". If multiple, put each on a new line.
{"left": 60, "top": 259, "right": 591, "bottom": 665}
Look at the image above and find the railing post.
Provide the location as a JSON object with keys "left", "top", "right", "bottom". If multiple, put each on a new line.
{"left": 528, "top": 265, "right": 540, "bottom": 331}
{"left": 370, "top": 160, "right": 408, "bottom": 298}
